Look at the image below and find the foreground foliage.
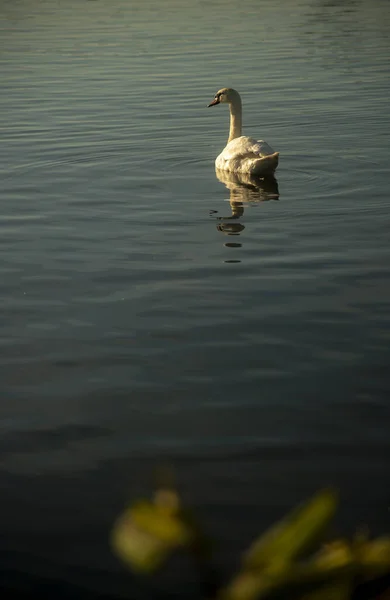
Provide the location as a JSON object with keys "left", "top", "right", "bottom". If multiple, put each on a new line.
{"left": 111, "top": 475, "right": 390, "bottom": 600}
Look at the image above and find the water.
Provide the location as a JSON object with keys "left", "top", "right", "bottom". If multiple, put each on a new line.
{"left": 1, "top": 0, "right": 390, "bottom": 596}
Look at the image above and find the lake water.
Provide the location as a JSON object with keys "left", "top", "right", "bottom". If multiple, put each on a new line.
{"left": 1, "top": 0, "right": 390, "bottom": 597}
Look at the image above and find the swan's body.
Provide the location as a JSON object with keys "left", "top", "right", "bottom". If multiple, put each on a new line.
{"left": 208, "top": 88, "right": 279, "bottom": 176}
{"left": 215, "top": 136, "right": 278, "bottom": 175}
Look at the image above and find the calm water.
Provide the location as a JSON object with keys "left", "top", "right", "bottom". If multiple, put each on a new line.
{"left": 1, "top": 0, "right": 390, "bottom": 596}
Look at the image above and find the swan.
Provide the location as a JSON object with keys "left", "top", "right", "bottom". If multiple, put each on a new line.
{"left": 208, "top": 88, "right": 279, "bottom": 176}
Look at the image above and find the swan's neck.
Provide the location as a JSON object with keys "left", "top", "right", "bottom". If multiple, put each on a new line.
{"left": 228, "top": 96, "right": 242, "bottom": 143}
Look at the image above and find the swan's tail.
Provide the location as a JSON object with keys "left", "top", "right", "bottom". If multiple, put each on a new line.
{"left": 250, "top": 152, "right": 279, "bottom": 176}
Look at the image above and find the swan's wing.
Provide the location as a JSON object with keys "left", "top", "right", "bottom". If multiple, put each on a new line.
{"left": 222, "top": 136, "right": 275, "bottom": 160}
{"left": 254, "top": 139, "right": 276, "bottom": 156}
{"left": 216, "top": 136, "right": 279, "bottom": 176}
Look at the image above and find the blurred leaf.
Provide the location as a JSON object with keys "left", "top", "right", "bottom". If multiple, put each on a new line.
{"left": 243, "top": 489, "right": 338, "bottom": 570}
{"left": 111, "top": 506, "right": 172, "bottom": 572}
{"left": 110, "top": 478, "right": 390, "bottom": 600}
{"left": 300, "top": 578, "right": 353, "bottom": 599}
{"left": 111, "top": 497, "right": 195, "bottom": 573}
{"left": 219, "top": 541, "right": 353, "bottom": 600}
{"left": 217, "top": 566, "right": 281, "bottom": 600}
{"left": 355, "top": 537, "right": 390, "bottom": 581}
{"left": 289, "top": 540, "right": 355, "bottom": 587}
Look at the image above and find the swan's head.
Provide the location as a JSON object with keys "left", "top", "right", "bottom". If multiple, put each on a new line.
{"left": 208, "top": 87, "right": 241, "bottom": 107}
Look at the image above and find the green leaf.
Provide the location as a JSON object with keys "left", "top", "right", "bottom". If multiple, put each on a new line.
{"left": 243, "top": 489, "right": 338, "bottom": 570}
{"left": 111, "top": 499, "right": 195, "bottom": 573}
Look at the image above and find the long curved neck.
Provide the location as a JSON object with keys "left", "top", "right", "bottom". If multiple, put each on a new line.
{"left": 228, "top": 96, "right": 242, "bottom": 143}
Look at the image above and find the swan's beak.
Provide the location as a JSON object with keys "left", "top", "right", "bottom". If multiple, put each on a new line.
{"left": 208, "top": 98, "right": 220, "bottom": 107}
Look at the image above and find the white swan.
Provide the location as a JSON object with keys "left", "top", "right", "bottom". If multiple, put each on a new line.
{"left": 208, "top": 88, "right": 279, "bottom": 176}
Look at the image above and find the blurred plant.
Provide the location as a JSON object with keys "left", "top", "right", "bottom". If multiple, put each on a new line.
{"left": 110, "top": 471, "right": 390, "bottom": 600}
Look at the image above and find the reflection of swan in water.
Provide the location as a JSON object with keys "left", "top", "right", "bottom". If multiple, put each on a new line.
{"left": 215, "top": 169, "right": 279, "bottom": 232}
{"left": 216, "top": 169, "right": 279, "bottom": 204}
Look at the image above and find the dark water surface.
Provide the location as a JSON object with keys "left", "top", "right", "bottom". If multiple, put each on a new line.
{"left": 1, "top": 0, "right": 390, "bottom": 597}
